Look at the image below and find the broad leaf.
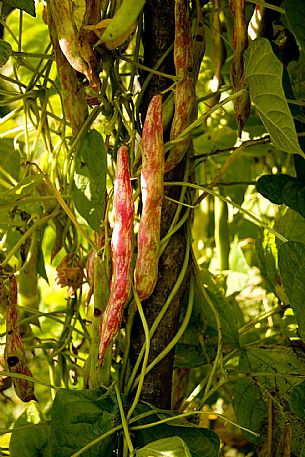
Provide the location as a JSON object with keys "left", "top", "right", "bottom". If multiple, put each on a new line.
{"left": 50, "top": 388, "right": 117, "bottom": 457}
{"left": 239, "top": 345, "right": 305, "bottom": 395}
{"left": 256, "top": 174, "right": 295, "bottom": 205}
{"left": 2, "top": 0, "right": 35, "bottom": 16}
{"left": 133, "top": 403, "right": 220, "bottom": 457}
{"left": 279, "top": 241, "right": 305, "bottom": 341}
{"left": 288, "top": 381, "right": 305, "bottom": 423}
{"left": 73, "top": 130, "right": 107, "bottom": 231}
{"left": 136, "top": 437, "right": 191, "bottom": 457}
{"left": 10, "top": 402, "right": 50, "bottom": 457}
{"left": 285, "top": 0, "right": 305, "bottom": 52}
{"left": 233, "top": 378, "right": 266, "bottom": 445}
{"left": 101, "top": 0, "right": 145, "bottom": 43}
{"left": 0, "top": 40, "right": 12, "bottom": 67}
{"left": 244, "top": 38, "right": 303, "bottom": 156}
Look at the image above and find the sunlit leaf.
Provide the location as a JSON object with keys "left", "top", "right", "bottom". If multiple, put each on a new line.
{"left": 244, "top": 38, "right": 303, "bottom": 156}
{"left": 73, "top": 130, "right": 107, "bottom": 231}
{"left": 136, "top": 437, "right": 191, "bottom": 457}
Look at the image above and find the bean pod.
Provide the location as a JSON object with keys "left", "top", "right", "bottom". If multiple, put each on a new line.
{"left": 98, "top": 145, "right": 134, "bottom": 363}
{"left": 229, "top": 0, "right": 250, "bottom": 136}
{"left": 165, "top": 0, "right": 196, "bottom": 174}
{"left": 5, "top": 276, "right": 36, "bottom": 402}
{"left": 134, "top": 94, "right": 164, "bottom": 301}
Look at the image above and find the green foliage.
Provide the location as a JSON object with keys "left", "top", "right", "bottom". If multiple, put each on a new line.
{"left": 244, "top": 38, "right": 303, "bottom": 156}
{"left": 285, "top": 0, "right": 305, "bottom": 52}
{"left": 279, "top": 241, "right": 305, "bottom": 341}
{"left": 101, "top": 0, "right": 145, "bottom": 43}
{"left": 136, "top": 437, "right": 191, "bottom": 457}
{"left": 2, "top": 0, "right": 35, "bottom": 17}
{"left": 0, "top": 40, "right": 12, "bottom": 68}
{"left": 72, "top": 130, "right": 107, "bottom": 232}
{"left": 50, "top": 389, "right": 117, "bottom": 456}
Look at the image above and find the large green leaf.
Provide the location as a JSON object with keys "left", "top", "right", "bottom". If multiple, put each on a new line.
{"left": 136, "top": 437, "right": 191, "bottom": 457}
{"left": 279, "top": 241, "right": 305, "bottom": 341}
{"left": 10, "top": 402, "right": 50, "bottom": 457}
{"left": 50, "top": 388, "right": 117, "bottom": 457}
{"left": 101, "top": 0, "right": 145, "bottom": 43}
{"left": 285, "top": 0, "right": 305, "bottom": 52}
{"left": 233, "top": 378, "right": 266, "bottom": 445}
{"left": 239, "top": 345, "right": 305, "bottom": 396}
{"left": 73, "top": 130, "right": 107, "bottom": 231}
{"left": 2, "top": 0, "right": 35, "bottom": 16}
{"left": 133, "top": 403, "right": 220, "bottom": 457}
{"left": 244, "top": 38, "right": 303, "bottom": 156}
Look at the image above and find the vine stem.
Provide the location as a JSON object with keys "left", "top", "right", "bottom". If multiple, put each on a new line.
{"left": 127, "top": 287, "right": 151, "bottom": 421}
{"left": 139, "top": 275, "right": 194, "bottom": 379}
{"left": 165, "top": 181, "right": 288, "bottom": 243}
{"left": 30, "top": 163, "right": 97, "bottom": 250}
{"left": 0, "top": 209, "right": 59, "bottom": 268}
{"left": 164, "top": 89, "right": 247, "bottom": 152}
{"left": 114, "top": 383, "right": 134, "bottom": 456}
{"left": 125, "top": 223, "right": 192, "bottom": 395}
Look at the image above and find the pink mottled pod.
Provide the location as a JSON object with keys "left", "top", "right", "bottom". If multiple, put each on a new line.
{"left": 165, "top": 0, "right": 196, "bottom": 174}
{"left": 134, "top": 95, "right": 164, "bottom": 301}
{"left": 98, "top": 145, "right": 134, "bottom": 364}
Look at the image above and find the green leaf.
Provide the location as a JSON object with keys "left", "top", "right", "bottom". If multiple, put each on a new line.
{"left": 2, "top": 0, "right": 35, "bottom": 16}
{"left": 50, "top": 388, "right": 117, "bottom": 457}
{"left": 233, "top": 378, "right": 266, "bottom": 445}
{"left": 275, "top": 209, "right": 305, "bottom": 245}
{"left": 73, "top": 130, "right": 107, "bottom": 231}
{"left": 134, "top": 403, "right": 220, "bottom": 457}
{"left": 288, "top": 381, "right": 305, "bottom": 423}
{"left": 256, "top": 174, "right": 294, "bottom": 205}
{"left": 285, "top": 0, "right": 305, "bottom": 52}
{"left": 136, "top": 437, "right": 192, "bottom": 457}
{"left": 239, "top": 345, "right": 305, "bottom": 395}
{"left": 101, "top": 0, "right": 145, "bottom": 43}
{"left": 244, "top": 38, "right": 303, "bottom": 156}
{"left": 10, "top": 402, "right": 50, "bottom": 457}
{"left": 279, "top": 241, "right": 305, "bottom": 341}
{"left": 0, "top": 40, "right": 12, "bottom": 67}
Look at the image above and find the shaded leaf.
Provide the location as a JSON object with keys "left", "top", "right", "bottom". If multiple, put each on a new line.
{"left": 288, "top": 381, "right": 305, "bottom": 424}
{"left": 285, "top": 0, "right": 305, "bottom": 52}
{"left": 239, "top": 345, "right": 305, "bottom": 396}
{"left": 101, "top": 0, "right": 145, "bottom": 43}
{"left": 0, "top": 40, "right": 12, "bottom": 67}
{"left": 73, "top": 130, "right": 107, "bottom": 231}
{"left": 50, "top": 388, "right": 117, "bottom": 457}
{"left": 136, "top": 436, "right": 191, "bottom": 457}
{"left": 256, "top": 174, "right": 294, "bottom": 205}
{"left": 233, "top": 378, "right": 266, "bottom": 445}
{"left": 279, "top": 241, "right": 305, "bottom": 341}
{"left": 244, "top": 38, "right": 303, "bottom": 156}
{"left": 2, "top": 0, "right": 35, "bottom": 16}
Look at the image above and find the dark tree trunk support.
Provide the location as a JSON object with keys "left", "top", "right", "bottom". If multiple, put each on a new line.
{"left": 129, "top": 0, "right": 189, "bottom": 410}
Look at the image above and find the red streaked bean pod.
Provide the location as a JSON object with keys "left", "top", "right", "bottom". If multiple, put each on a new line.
{"left": 134, "top": 94, "right": 164, "bottom": 301}
{"left": 165, "top": 0, "right": 196, "bottom": 174}
{"left": 98, "top": 145, "right": 134, "bottom": 364}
